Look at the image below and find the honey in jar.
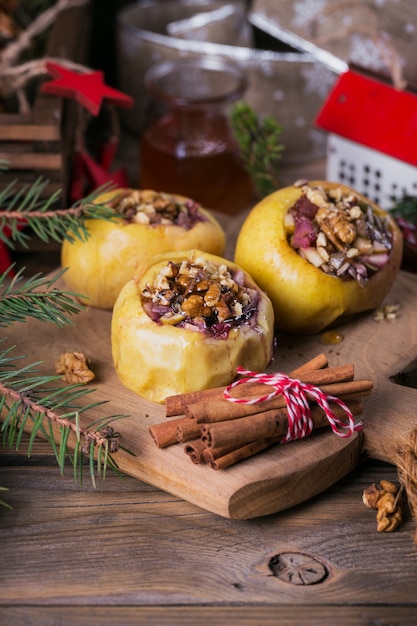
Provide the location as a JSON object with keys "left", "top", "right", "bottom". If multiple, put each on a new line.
{"left": 139, "top": 58, "right": 253, "bottom": 215}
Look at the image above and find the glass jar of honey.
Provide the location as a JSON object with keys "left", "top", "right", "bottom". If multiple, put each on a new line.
{"left": 139, "top": 57, "right": 254, "bottom": 215}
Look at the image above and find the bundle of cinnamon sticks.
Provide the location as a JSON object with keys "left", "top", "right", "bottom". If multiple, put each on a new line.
{"left": 149, "top": 353, "right": 372, "bottom": 470}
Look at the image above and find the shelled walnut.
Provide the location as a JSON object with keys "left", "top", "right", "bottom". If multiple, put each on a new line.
{"left": 362, "top": 479, "right": 403, "bottom": 532}
{"left": 55, "top": 352, "right": 95, "bottom": 385}
{"left": 141, "top": 255, "right": 253, "bottom": 332}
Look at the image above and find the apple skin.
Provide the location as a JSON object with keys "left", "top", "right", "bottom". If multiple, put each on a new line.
{"left": 111, "top": 249, "right": 275, "bottom": 403}
{"left": 234, "top": 181, "right": 403, "bottom": 334}
{"left": 61, "top": 189, "right": 226, "bottom": 310}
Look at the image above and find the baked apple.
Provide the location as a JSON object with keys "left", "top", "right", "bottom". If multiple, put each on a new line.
{"left": 111, "top": 249, "right": 275, "bottom": 403}
{"left": 61, "top": 188, "right": 226, "bottom": 309}
{"left": 234, "top": 180, "right": 403, "bottom": 334}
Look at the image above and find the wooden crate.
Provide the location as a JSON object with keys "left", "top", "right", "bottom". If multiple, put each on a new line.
{"left": 0, "top": 3, "right": 90, "bottom": 202}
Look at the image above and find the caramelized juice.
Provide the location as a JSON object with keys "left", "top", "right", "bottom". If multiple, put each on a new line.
{"left": 139, "top": 111, "right": 254, "bottom": 215}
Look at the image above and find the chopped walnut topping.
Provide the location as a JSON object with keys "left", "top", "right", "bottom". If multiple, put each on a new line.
{"left": 140, "top": 256, "right": 259, "bottom": 337}
{"left": 109, "top": 189, "right": 206, "bottom": 230}
{"left": 286, "top": 183, "right": 394, "bottom": 285}
{"left": 55, "top": 352, "right": 95, "bottom": 384}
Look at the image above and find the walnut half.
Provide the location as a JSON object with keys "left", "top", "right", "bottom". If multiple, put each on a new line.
{"left": 362, "top": 479, "right": 403, "bottom": 533}
{"left": 55, "top": 352, "right": 95, "bottom": 385}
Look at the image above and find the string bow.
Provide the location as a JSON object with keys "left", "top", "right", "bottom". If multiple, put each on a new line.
{"left": 224, "top": 367, "right": 363, "bottom": 443}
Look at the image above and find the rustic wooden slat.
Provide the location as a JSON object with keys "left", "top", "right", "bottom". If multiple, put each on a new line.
{"left": 0, "top": 4, "right": 90, "bottom": 198}
{"left": 31, "top": 93, "right": 63, "bottom": 129}
{"left": 0, "top": 606, "right": 416, "bottom": 626}
{"left": 44, "top": 5, "right": 90, "bottom": 61}
{"left": 0, "top": 152, "right": 62, "bottom": 170}
{"left": 31, "top": 6, "right": 90, "bottom": 126}
{"left": 0, "top": 112, "right": 31, "bottom": 124}
{"left": 0, "top": 460, "right": 415, "bottom": 607}
{"left": 0, "top": 125, "right": 61, "bottom": 141}
{"left": 0, "top": 141, "right": 59, "bottom": 153}
{"left": 0, "top": 175, "right": 62, "bottom": 193}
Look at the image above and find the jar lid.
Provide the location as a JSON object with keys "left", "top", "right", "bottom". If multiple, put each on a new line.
{"left": 144, "top": 57, "right": 247, "bottom": 107}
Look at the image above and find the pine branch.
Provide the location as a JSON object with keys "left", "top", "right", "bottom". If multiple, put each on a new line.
{"left": 230, "top": 101, "right": 285, "bottom": 199}
{"left": 0, "top": 344, "right": 129, "bottom": 488}
{"left": 0, "top": 175, "right": 129, "bottom": 502}
{"left": 389, "top": 194, "right": 417, "bottom": 224}
{"left": 0, "top": 177, "right": 117, "bottom": 249}
{"left": 0, "top": 266, "right": 85, "bottom": 327}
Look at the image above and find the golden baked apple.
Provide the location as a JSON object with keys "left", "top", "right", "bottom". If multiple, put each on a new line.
{"left": 61, "top": 188, "right": 226, "bottom": 309}
{"left": 111, "top": 249, "right": 275, "bottom": 403}
{"left": 234, "top": 180, "right": 403, "bottom": 334}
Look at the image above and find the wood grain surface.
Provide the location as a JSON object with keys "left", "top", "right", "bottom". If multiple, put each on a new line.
{"left": 3, "top": 270, "right": 417, "bottom": 519}
{"left": 1, "top": 440, "right": 417, "bottom": 625}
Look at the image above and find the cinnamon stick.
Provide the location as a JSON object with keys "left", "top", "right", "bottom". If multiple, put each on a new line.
{"left": 184, "top": 439, "right": 207, "bottom": 464}
{"left": 176, "top": 420, "right": 202, "bottom": 443}
{"left": 181, "top": 363, "right": 353, "bottom": 423}
{"left": 201, "top": 399, "right": 363, "bottom": 450}
{"left": 286, "top": 352, "right": 329, "bottom": 374}
{"left": 165, "top": 353, "right": 329, "bottom": 416}
{"left": 207, "top": 398, "right": 364, "bottom": 470}
{"left": 187, "top": 373, "right": 371, "bottom": 424}
{"left": 209, "top": 438, "right": 278, "bottom": 470}
{"left": 149, "top": 416, "right": 192, "bottom": 448}
{"left": 307, "top": 379, "right": 373, "bottom": 401}
{"left": 203, "top": 441, "right": 248, "bottom": 464}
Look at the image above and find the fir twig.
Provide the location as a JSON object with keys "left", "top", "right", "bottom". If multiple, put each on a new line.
{"left": 0, "top": 178, "right": 118, "bottom": 249}
{"left": 0, "top": 175, "right": 129, "bottom": 501}
{"left": 230, "top": 101, "right": 285, "bottom": 199}
{"left": 0, "top": 266, "right": 85, "bottom": 327}
{"left": 0, "top": 345, "right": 127, "bottom": 487}
{"left": 389, "top": 194, "right": 417, "bottom": 224}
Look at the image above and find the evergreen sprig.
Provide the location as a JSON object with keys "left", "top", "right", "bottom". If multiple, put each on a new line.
{"left": 389, "top": 194, "right": 417, "bottom": 224}
{"left": 0, "top": 266, "right": 84, "bottom": 327}
{"left": 0, "top": 175, "right": 131, "bottom": 505}
{"left": 230, "top": 101, "right": 285, "bottom": 199}
{"left": 0, "top": 177, "right": 117, "bottom": 249}
{"left": 0, "top": 343, "right": 128, "bottom": 487}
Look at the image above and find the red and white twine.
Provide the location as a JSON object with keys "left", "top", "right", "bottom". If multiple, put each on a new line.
{"left": 224, "top": 367, "right": 363, "bottom": 443}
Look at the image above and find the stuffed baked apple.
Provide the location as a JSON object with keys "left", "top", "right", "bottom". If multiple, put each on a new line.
{"left": 61, "top": 188, "right": 226, "bottom": 309}
{"left": 234, "top": 180, "right": 403, "bottom": 334}
{"left": 111, "top": 249, "right": 274, "bottom": 403}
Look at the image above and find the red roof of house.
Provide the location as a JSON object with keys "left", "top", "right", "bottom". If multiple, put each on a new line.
{"left": 315, "top": 69, "right": 417, "bottom": 167}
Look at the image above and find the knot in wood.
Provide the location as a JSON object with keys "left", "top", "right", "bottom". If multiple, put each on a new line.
{"left": 268, "top": 551, "right": 328, "bottom": 585}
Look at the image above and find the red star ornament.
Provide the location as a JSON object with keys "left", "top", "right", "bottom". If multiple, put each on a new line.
{"left": 41, "top": 62, "right": 134, "bottom": 116}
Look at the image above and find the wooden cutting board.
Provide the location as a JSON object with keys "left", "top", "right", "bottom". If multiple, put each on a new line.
{"left": 3, "top": 270, "right": 417, "bottom": 519}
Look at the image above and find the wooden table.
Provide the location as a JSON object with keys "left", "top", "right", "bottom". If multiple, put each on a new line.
{"left": 1, "top": 441, "right": 416, "bottom": 625}
{"left": 1, "top": 157, "right": 417, "bottom": 625}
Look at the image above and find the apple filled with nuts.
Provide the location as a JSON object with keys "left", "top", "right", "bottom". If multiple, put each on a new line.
{"left": 234, "top": 180, "right": 403, "bottom": 334}
{"left": 61, "top": 188, "right": 226, "bottom": 309}
{"left": 111, "top": 249, "right": 275, "bottom": 403}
